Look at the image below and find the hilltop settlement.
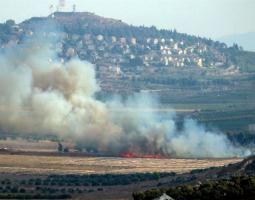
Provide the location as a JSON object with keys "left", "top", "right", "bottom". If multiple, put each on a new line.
{"left": 1, "top": 12, "right": 255, "bottom": 94}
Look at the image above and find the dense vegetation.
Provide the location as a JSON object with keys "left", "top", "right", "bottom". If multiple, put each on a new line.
{"left": 47, "top": 173, "right": 176, "bottom": 186}
{"left": 227, "top": 131, "right": 255, "bottom": 146}
{"left": 133, "top": 176, "right": 255, "bottom": 200}
{"left": 224, "top": 47, "right": 255, "bottom": 72}
{"left": 0, "top": 173, "right": 175, "bottom": 199}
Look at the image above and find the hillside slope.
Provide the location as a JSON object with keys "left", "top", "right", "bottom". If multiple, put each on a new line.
{"left": 7, "top": 12, "right": 255, "bottom": 72}
{"left": 133, "top": 156, "right": 255, "bottom": 200}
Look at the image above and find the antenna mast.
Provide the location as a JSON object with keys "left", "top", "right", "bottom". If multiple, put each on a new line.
{"left": 57, "top": 0, "right": 66, "bottom": 12}
{"left": 49, "top": 4, "right": 54, "bottom": 15}
{"left": 72, "top": 4, "right": 77, "bottom": 12}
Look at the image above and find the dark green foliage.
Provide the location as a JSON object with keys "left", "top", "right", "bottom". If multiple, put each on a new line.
{"left": 46, "top": 172, "right": 175, "bottom": 187}
{"left": 5, "top": 20, "right": 15, "bottom": 27}
{"left": 63, "top": 147, "right": 69, "bottom": 153}
{"left": 19, "top": 188, "right": 26, "bottom": 193}
{"left": 227, "top": 131, "right": 255, "bottom": 146}
{"left": 0, "top": 173, "right": 175, "bottom": 199}
{"left": 225, "top": 48, "right": 255, "bottom": 72}
{"left": 133, "top": 176, "right": 255, "bottom": 200}
{"left": 246, "top": 160, "right": 255, "bottom": 171}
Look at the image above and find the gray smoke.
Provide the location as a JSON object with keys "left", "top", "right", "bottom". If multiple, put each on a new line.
{"left": 0, "top": 39, "right": 250, "bottom": 158}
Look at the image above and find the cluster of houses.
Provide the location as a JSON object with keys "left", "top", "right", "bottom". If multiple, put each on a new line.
{"left": 0, "top": 21, "right": 228, "bottom": 84}
{"left": 51, "top": 32, "right": 227, "bottom": 79}
{"left": 58, "top": 33, "right": 227, "bottom": 66}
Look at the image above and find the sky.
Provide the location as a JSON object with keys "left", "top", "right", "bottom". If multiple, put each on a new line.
{"left": 0, "top": 0, "right": 254, "bottom": 39}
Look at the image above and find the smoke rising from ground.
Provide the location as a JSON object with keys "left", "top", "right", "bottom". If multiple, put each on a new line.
{"left": 0, "top": 39, "right": 250, "bottom": 158}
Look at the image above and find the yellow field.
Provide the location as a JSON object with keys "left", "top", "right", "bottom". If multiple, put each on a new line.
{"left": 0, "top": 139, "right": 74, "bottom": 152}
{"left": 0, "top": 139, "right": 57, "bottom": 152}
{"left": 0, "top": 154, "right": 241, "bottom": 175}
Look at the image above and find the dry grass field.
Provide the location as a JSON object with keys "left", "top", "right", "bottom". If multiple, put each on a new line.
{"left": 0, "top": 139, "right": 57, "bottom": 152}
{"left": 0, "top": 139, "right": 245, "bottom": 200}
{"left": 0, "top": 154, "right": 241, "bottom": 175}
{"left": 0, "top": 139, "right": 243, "bottom": 175}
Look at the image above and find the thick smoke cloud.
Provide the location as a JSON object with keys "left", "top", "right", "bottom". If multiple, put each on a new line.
{"left": 0, "top": 38, "right": 250, "bottom": 158}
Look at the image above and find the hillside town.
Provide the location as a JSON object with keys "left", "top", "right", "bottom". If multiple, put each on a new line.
{"left": 0, "top": 13, "right": 236, "bottom": 68}
{"left": 0, "top": 12, "right": 250, "bottom": 93}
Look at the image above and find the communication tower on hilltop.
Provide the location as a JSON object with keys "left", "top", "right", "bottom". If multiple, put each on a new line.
{"left": 49, "top": 4, "right": 54, "bottom": 15}
{"left": 57, "top": 0, "right": 66, "bottom": 11}
{"left": 72, "top": 4, "right": 77, "bottom": 12}
{"left": 59, "top": 0, "right": 66, "bottom": 7}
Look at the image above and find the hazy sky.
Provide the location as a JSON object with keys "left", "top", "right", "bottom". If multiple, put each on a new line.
{"left": 0, "top": 0, "right": 254, "bottom": 39}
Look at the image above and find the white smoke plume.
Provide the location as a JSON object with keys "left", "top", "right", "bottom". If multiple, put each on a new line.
{"left": 0, "top": 38, "right": 249, "bottom": 158}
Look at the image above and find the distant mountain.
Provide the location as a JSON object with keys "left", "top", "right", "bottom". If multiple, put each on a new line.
{"left": 219, "top": 32, "right": 255, "bottom": 52}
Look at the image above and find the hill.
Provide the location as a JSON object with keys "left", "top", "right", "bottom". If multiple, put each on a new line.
{"left": 133, "top": 175, "right": 255, "bottom": 200}
{"left": 133, "top": 156, "right": 255, "bottom": 200}
{"left": 1, "top": 12, "right": 255, "bottom": 73}
{"left": 0, "top": 12, "right": 255, "bottom": 135}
